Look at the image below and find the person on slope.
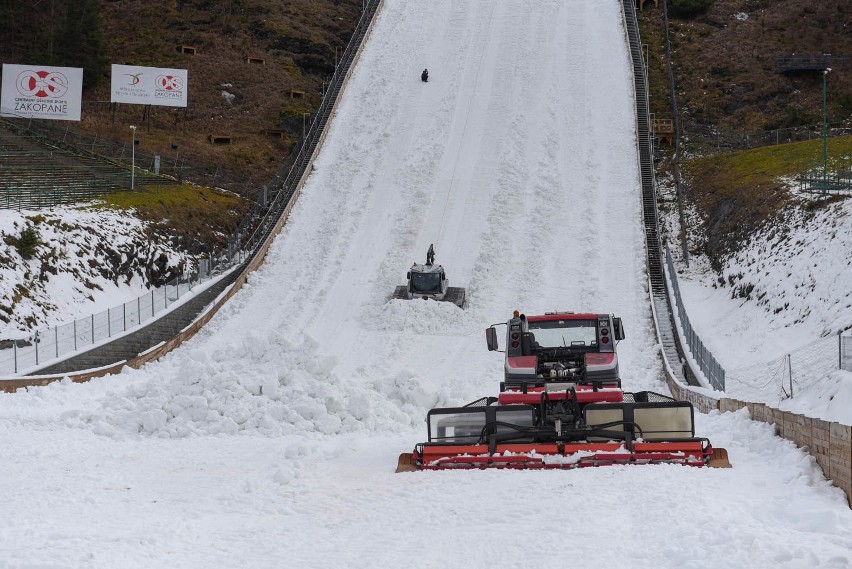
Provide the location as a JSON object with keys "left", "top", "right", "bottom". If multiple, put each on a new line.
{"left": 421, "top": 68, "right": 429, "bottom": 82}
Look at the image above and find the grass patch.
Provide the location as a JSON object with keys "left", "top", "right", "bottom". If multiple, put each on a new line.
{"left": 685, "top": 135, "right": 852, "bottom": 194}
{"left": 90, "top": 184, "right": 250, "bottom": 250}
{"left": 682, "top": 135, "right": 852, "bottom": 263}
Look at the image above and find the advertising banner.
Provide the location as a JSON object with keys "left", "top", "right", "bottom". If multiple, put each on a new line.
{"left": 1, "top": 64, "right": 84, "bottom": 121}
{"left": 111, "top": 64, "right": 188, "bottom": 107}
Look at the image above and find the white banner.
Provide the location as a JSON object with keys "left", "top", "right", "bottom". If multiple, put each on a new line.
{"left": 1, "top": 64, "right": 84, "bottom": 121}
{"left": 111, "top": 64, "right": 188, "bottom": 107}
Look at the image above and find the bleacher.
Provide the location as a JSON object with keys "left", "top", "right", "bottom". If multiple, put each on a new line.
{"left": 0, "top": 121, "right": 178, "bottom": 210}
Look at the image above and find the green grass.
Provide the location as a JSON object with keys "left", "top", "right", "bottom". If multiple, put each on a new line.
{"left": 85, "top": 184, "right": 250, "bottom": 248}
{"left": 682, "top": 135, "right": 852, "bottom": 262}
{"left": 94, "top": 183, "right": 242, "bottom": 211}
{"left": 684, "top": 135, "right": 852, "bottom": 195}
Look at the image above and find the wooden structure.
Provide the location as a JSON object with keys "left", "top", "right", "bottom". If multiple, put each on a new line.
{"left": 177, "top": 45, "right": 197, "bottom": 55}
{"left": 652, "top": 118, "right": 674, "bottom": 145}
{"left": 208, "top": 134, "right": 232, "bottom": 145}
{"left": 246, "top": 57, "right": 265, "bottom": 65}
{"left": 286, "top": 89, "right": 305, "bottom": 99}
{"left": 777, "top": 55, "right": 849, "bottom": 73}
{"left": 262, "top": 129, "right": 288, "bottom": 140}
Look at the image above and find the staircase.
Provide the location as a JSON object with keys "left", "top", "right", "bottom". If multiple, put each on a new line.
{"left": 621, "top": 0, "right": 696, "bottom": 387}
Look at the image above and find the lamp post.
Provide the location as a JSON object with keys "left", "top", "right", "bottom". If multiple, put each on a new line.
{"left": 130, "top": 125, "right": 137, "bottom": 190}
{"left": 822, "top": 68, "right": 831, "bottom": 195}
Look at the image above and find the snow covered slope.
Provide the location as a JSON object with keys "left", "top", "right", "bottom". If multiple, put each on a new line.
{"left": 1, "top": 1, "right": 850, "bottom": 567}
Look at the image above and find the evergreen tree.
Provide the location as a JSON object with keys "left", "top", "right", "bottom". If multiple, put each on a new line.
{"left": 55, "top": 0, "right": 107, "bottom": 88}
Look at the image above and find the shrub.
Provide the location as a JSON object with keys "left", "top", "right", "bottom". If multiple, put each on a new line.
{"left": 17, "top": 227, "right": 40, "bottom": 260}
{"left": 669, "top": 0, "right": 715, "bottom": 18}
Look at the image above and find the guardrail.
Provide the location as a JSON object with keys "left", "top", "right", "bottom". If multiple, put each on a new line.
{"left": 663, "top": 246, "right": 725, "bottom": 391}
{"left": 0, "top": 262, "right": 227, "bottom": 375}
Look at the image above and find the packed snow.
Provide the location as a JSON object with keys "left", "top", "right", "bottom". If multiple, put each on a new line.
{"left": 668, "top": 189, "right": 852, "bottom": 423}
{"left": 0, "top": 1, "right": 850, "bottom": 567}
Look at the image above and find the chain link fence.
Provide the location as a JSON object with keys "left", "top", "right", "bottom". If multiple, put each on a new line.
{"left": 687, "top": 122, "right": 852, "bottom": 154}
{"left": 728, "top": 334, "right": 848, "bottom": 400}
{"left": 664, "top": 246, "right": 726, "bottom": 391}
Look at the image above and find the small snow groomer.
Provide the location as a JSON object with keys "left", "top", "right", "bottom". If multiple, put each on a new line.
{"left": 397, "top": 310, "right": 730, "bottom": 471}
{"left": 392, "top": 244, "right": 465, "bottom": 308}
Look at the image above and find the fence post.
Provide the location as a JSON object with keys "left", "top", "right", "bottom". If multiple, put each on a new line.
{"left": 74, "top": 320, "right": 77, "bottom": 351}
{"left": 124, "top": 303, "right": 127, "bottom": 331}
{"left": 152, "top": 290, "right": 155, "bottom": 317}
{"left": 840, "top": 331, "right": 843, "bottom": 370}
{"left": 787, "top": 354, "right": 793, "bottom": 398}
{"left": 13, "top": 342, "right": 17, "bottom": 374}
{"left": 91, "top": 314, "right": 95, "bottom": 343}
{"left": 138, "top": 296, "right": 141, "bottom": 323}
{"left": 55, "top": 326, "right": 58, "bottom": 358}
{"left": 34, "top": 331, "right": 39, "bottom": 365}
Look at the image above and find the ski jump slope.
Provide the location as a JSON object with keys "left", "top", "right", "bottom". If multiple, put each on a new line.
{"left": 1, "top": 1, "right": 851, "bottom": 568}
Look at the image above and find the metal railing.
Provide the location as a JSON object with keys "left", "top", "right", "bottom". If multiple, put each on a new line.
{"left": 0, "top": 262, "right": 226, "bottom": 375}
{"left": 664, "top": 246, "right": 726, "bottom": 391}
{"left": 623, "top": 0, "right": 702, "bottom": 388}
{"left": 727, "top": 333, "right": 850, "bottom": 399}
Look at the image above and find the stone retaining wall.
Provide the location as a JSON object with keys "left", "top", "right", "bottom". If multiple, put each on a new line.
{"left": 663, "top": 371, "right": 852, "bottom": 508}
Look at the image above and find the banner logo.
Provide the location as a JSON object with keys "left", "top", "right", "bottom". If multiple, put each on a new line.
{"left": 155, "top": 75, "right": 183, "bottom": 91}
{"left": 16, "top": 70, "right": 69, "bottom": 98}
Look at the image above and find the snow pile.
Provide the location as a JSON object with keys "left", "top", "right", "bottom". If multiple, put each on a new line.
{"left": 717, "top": 199, "right": 852, "bottom": 335}
{"left": 58, "top": 332, "right": 442, "bottom": 438}
{"left": 362, "top": 298, "right": 476, "bottom": 334}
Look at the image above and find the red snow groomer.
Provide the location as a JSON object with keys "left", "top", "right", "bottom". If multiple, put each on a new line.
{"left": 396, "top": 310, "right": 730, "bottom": 472}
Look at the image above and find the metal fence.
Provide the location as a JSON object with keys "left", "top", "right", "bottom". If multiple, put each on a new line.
{"left": 664, "top": 246, "right": 726, "bottom": 391}
{"left": 689, "top": 122, "right": 852, "bottom": 154}
{"left": 0, "top": 260, "right": 237, "bottom": 375}
{"left": 728, "top": 334, "right": 849, "bottom": 399}
{"left": 797, "top": 156, "right": 852, "bottom": 196}
{"left": 0, "top": 116, "right": 188, "bottom": 183}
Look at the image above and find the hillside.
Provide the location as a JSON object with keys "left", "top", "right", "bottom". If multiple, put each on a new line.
{"left": 638, "top": 0, "right": 852, "bottom": 266}
{"left": 0, "top": 0, "right": 365, "bottom": 194}
{"left": 639, "top": 0, "right": 852, "bottom": 142}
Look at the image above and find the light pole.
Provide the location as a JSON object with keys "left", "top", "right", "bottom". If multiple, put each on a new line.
{"left": 130, "top": 125, "right": 137, "bottom": 191}
{"left": 822, "top": 68, "right": 831, "bottom": 195}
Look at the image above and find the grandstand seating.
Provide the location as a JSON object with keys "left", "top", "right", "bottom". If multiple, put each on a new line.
{"left": 0, "top": 121, "right": 178, "bottom": 209}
